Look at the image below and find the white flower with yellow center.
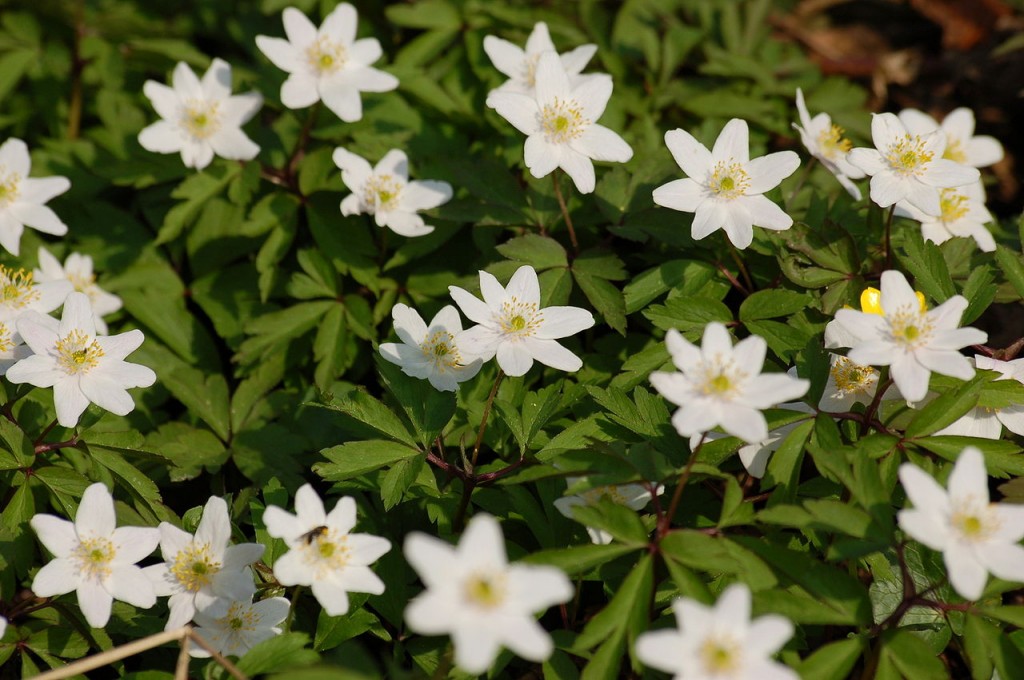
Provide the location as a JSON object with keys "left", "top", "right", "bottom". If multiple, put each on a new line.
{"left": 263, "top": 484, "right": 391, "bottom": 617}
{"left": 450, "top": 265, "right": 594, "bottom": 377}
{"left": 143, "top": 497, "right": 264, "bottom": 631}
{"left": 847, "top": 112, "right": 979, "bottom": 216}
{"left": 334, "top": 147, "right": 452, "bottom": 237}
{"left": 6, "top": 292, "right": 156, "bottom": 427}
{"left": 895, "top": 180, "right": 995, "bottom": 252}
{"left": 819, "top": 354, "right": 882, "bottom": 412}
{"left": 190, "top": 580, "right": 289, "bottom": 658}
{"left": 898, "top": 107, "right": 1004, "bottom": 168}
{"left": 35, "top": 247, "right": 122, "bottom": 335}
{"left": 30, "top": 483, "right": 160, "bottom": 628}
{"left": 486, "top": 50, "right": 632, "bottom": 194}
{"left": 0, "top": 263, "right": 72, "bottom": 326}
{"left": 650, "top": 323, "right": 809, "bottom": 445}
{"left": 899, "top": 446, "right": 1024, "bottom": 600}
{"left": 483, "top": 21, "right": 598, "bottom": 96}
{"left": 636, "top": 583, "right": 798, "bottom": 680}
{"left": 652, "top": 119, "right": 801, "bottom": 249}
{"left": 936, "top": 356, "right": 1024, "bottom": 440}
{"left": 404, "top": 513, "right": 572, "bottom": 674}
{"left": 0, "top": 138, "right": 70, "bottom": 256}
{"left": 379, "top": 303, "right": 482, "bottom": 392}
{"left": 255, "top": 4, "right": 398, "bottom": 122}
{"left": 554, "top": 477, "right": 664, "bottom": 544}
{"left": 792, "top": 87, "right": 865, "bottom": 199}
{"left": 832, "top": 270, "right": 987, "bottom": 403}
{"left": 138, "top": 59, "right": 262, "bottom": 170}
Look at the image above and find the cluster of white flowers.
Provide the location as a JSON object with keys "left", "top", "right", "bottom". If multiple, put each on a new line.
{"left": 380, "top": 264, "right": 594, "bottom": 384}
{"left": 0, "top": 136, "right": 153, "bottom": 428}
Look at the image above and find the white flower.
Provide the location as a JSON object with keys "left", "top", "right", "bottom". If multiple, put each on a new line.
{"left": 792, "top": 87, "right": 864, "bottom": 199}
{"left": 0, "top": 138, "right": 70, "bottom": 255}
{"left": 898, "top": 446, "right": 1024, "bottom": 600}
{"left": 30, "top": 483, "right": 160, "bottom": 628}
{"left": 936, "top": 356, "right": 1024, "bottom": 439}
{"left": 138, "top": 59, "right": 262, "bottom": 170}
{"left": 652, "top": 119, "right": 800, "bottom": 249}
{"left": 694, "top": 401, "right": 815, "bottom": 478}
{"left": 832, "top": 270, "right": 987, "bottom": 403}
{"left": 847, "top": 112, "right": 979, "bottom": 216}
{"left": 0, "top": 616, "right": 6, "bottom": 638}
{"left": 263, "top": 484, "right": 391, "bottom": 617}
{"left": 483, "top": 21, "right": 598, "bottom": 96}
{"left": 334, "top": 148, "right": 452, "bottom": 237}
{"left": 486, "top": 51, "right": 632, "bottom": 194}
{"left": 0, "top": 264, "right": 72, "bottom": 324}
{"left": 379, "top": 303, "right": 482, "bottom": 392}
{"left": 635, "top": 583, "right": 797, "bottom": 680}
{"left": 895, "top": 180, "right": 995, "bottom": 252}
{"left": 35, "top": 247, "right": 122, "bottom": 335}
{"left": 650, "top": 323, "right": 809, "bottom": 445}
{"left": 190, "top": 580, "right": 289, "bottom": 658}
{"left": 404, "top": 513, "right": 573, "bottom": 674}
{"left": 819, "top": 354, "right": 882, "bottom": 413}
{"left": 554, "top": 477, "right": 664, "bottom": 544}
{"left": 143, "top": 497, "right": 265, "bottom": 631}
{"left": 6, "top": 292, "right": 156, "bottom": 427}
{"left": 898, "top": 107, "right": 1004, "bottom": 168}
{"left": 255, "top": 4, "right": 398, "bottom": 122}
{"left": 449, "top": 265, "right": 594, "bottom": 377}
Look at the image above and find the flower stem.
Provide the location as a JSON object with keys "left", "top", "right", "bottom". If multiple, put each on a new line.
{"left": 471, "top": 370, "right": 504, "bottom": 469}
{"left": 860, "top": 369, "right": 891, "bottom": 437}
{"left": 33, "top": 419, "right": 59, "bottom": 447}
{"left": 552, "top": 171, "right": 579, "bottom": 256}
{"left": 658, "top": 433, "right": 706, "bottom": 537}
{"left": 727, "top": 241, "right": 754, "bottom": 293}
{"left": 883, "top": 204, "right": 896, "bottom": 271}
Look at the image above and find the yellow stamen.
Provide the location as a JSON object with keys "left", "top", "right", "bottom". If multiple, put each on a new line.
{"left": 817, "top": 124, "right": 852, "bottom": 159}
{"left": 464, "top": 571, "right": 506, "bottom": 609}
{"left": 540, "top": 98, "right": 587, "bottom": 144}
{"left": 56, "top": 329, "right": 104, "bottom": 374}
{"left": 885, "top": 135, "right": 934, "bottom": 177}
{"left": 708, "top": 161, "right": 750, "bottom": 200}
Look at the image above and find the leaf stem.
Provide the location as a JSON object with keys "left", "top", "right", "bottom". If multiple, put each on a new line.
{"left": 658, "top": 433, "right": 705, "bottom": 537}
{"left": 471, "top": 370, "right": 504, "bottom": 469}
{"left": 552, "top": 171, "right": 579, "bottom": 256}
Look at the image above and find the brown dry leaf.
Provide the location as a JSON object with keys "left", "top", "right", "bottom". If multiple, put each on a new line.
{"left": 908, "top": 0, "right": 1012, "bottom": 50}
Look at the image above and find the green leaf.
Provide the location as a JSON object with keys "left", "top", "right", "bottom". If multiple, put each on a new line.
{"left": 380, "top": 455, "right": 426, "bottom": 510}
{"left": 570, "top": 499, "right": 649, "bottom": 546}
{"left": 496, "top": 234, "right": 568, "bottom": 270}
{"left": 577, "top": 555, "right": 653, "bottom": 672}
{"left": 915, "top": 436, "right": 1024, "bottom": 477}
{"left": 156, "top": 164, "right": 241, "bottom": 244}
{"left": 878, "top": 629, "right": 948, "bottom": 679}
{"left": 376, "top": 357, "right": 457, "bottom": 448}
{"left": 315, "top": 440, "right": 422, "bottom": 482}
{"left": 159, "top": 363, "right": 232, "bottom": 442}
{"left": 905, "top": 373, "right": 985, "bottom": 438}
{"left": 234, "top": 633, "right": 319, "bottom": 675}
{"left": 523, "top": 543, "right": 639, "bottom": 576}
{"left": 795, "top": 636, "right": 866, "bottom": 679}
{"left": 896, "top": 232, "right": 956, "bottom": 303}
{"left": 0, "top": 418, "right": 34, "bottom": 470}
{"left": 574, "top": 270, "right": 626, "bottom": 335}
{"left": 311, "top": 390, "right": 418, "bottom": 448}
{"left": 995, "top": 245, "right": 1024, "bottom": 300}
{"left": 385, "top": 0, "right": 461, "bottom": 29}
{"left": 643, "top": 296, "right": 732, "bottom": 332}
{"left": 739, "top": 289, "right": 813, "bottom": 321}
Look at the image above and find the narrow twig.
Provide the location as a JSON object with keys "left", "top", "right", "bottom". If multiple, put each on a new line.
{"left": 714, "top": 261, "right": 751, "bottom": 296}
{"left": 174, "top": 634, "right": 191, "bottom": 680}
{"left": 33, "top": 419, "right": 59, "bottom": 447}
{"left": 658, "top": 434, "right": 706, "bottom": 537}
{"left": 188, "top": 630, "right": 249, "bottom": 680}
{"left": 552, "top": 171, "right": 579, "bottom": 256}
{"left": 35, "top": 434, "right": 80, "bottom": 456}
{"left": 452, "top": 478, "right": 476, "bottom": 533}
{"left": 471, "top": 371, "right": 504, "bottom": 469}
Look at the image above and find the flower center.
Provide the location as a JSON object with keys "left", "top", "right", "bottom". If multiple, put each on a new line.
{"left": 170, "top": 543, "right": 222, "bottom": 592}
{"left": 0, "top": 266, "right": 40, "bottom": 309}
{"left": 708, "top": 161, "right": 750, "bottom": 200}
{"left": 300, "top": 528, "right": 352, "bottom": 577}
{"left": 306, "top": 37, "right": 347, "bottom": 75}
{"left": 421, "top": 330, "right": 463, "bottom": 373}
{"left": 0, "top": 168, "right": 21, "bottom": 208}
{"left": 830, "top": 356, "right": 877, "bottom": 395}
{"left": 182, "top": 101, "right": 221, "bottom": 140}
{"left": 219, "top": 601, "right": 260, "bottom": 638}
{"left": 885, "top": 135, "right": 934, "bottom": 176}
{"left": 943, "top": 137, "right": 966, "bottom": 164}
{"left": 56, "top": 329, "right": 105, "bottom": 375}
{"left": 363, "top": 174, "right": 403, "bottom": 213}
{"left": 580, "top": 484, "right": 628, "bottom": 505}
{"left": 464, "top": 571, "right": 507, "bottom": 609}
{"left": 498, "top": 298, "right": 542, "bottom": 338}
{"left": 697, "top": 356, "right": 747, "bottom": 399}
{"left": 938, "top": 188, "right": 969, "bottom": 223}
{"left": 817, "top": 124, "right": 852, "bottom": 160}
{"left": 699, "top": 636, "right": 741, "bottom": 675}
{"left": 887, "top": 308, "right": 933, "bottom": 349}
{"left": 951, "top": 497, "right": 998, "bottom": 543}
{"left": 74, "top": 536, "right": 116, "bottom": 581}
{"left": 540, "top": 98, "right": 587, "bottom": 144}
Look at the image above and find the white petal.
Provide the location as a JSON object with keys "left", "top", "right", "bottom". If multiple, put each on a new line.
{"left": 535, "top": 306, "right": 594, "bottom": 339}
{"left": 11, "top": 204, "right": 68, "bottom": 236}
{"left": 558, "top": 148, "right": 596, "bottom": 194}
{"left": 571, "top": 124, "right": 632, "bottom": 163}
{"left": 282, "top": 7, "right": 318, "bottom": 47}
{"left": 653, "top": 178, "right": 704, "bottom": 213}
{"left": 487, "top": 92, "right": 540, "bottom": 136}
{"left": 321, "top": 2, "right": 358, "bottom": 46}
{"left": 664, "top": 128, "right": 713, "bottom": 179}
{"left": 32, "top": 558, "right": 78, "bottom": 596}
{"left": 712, "top": 119, "right": 749, "bottom": 163}
{"left": 482, "top": 36, "right": 525, "bottom": 78}
{"left": 255, "top": 36, "right": 301, "bottom": 73}
{"left": 281, "top": 74, "right": 321, "bottom": 109}
{"left": 497, "top": 341, "right": 535, "bottom": 376}
{"left": 76, "top": 483, "right": 116, "bottom": 538}
{"left": 0, "top": 138, "right": 30, "bottom": 176}
{"left": 524, "top": 135, "right": 560, "bottom": 179}
{"left": 77, "top": 580, "right": 114, "bottom": 628}
{"left": 945, "top": 547, "right": 988, "bottom": 600}
{"left": 31, "top": 515, "right": 77, "bottom": 558}
{"left": 746, "top": 151, "right": 800, "bottom": 194}
{"left": 401, "top": 180, "right": 452, "bottom": 211}
{"left": 310, "top": 578, "right": 351, "bottom": 616}
{"left": 523, "top": 337, "right": 582, "bottom": 372}
{"left": 108, "top": 565, "right": 157, "bottom": 608}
